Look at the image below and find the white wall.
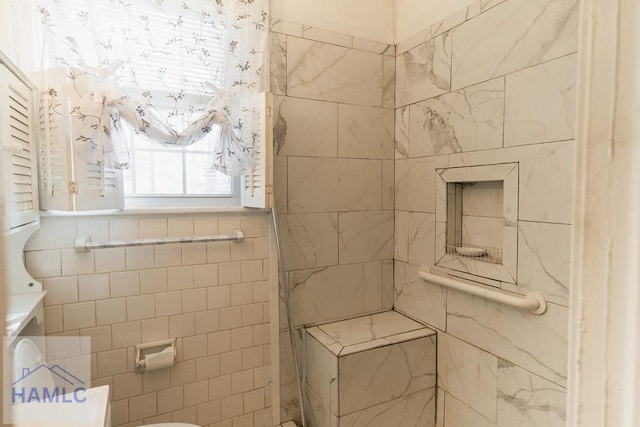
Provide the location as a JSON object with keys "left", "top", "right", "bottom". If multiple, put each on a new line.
{"left": 395, "top": 0, "right": 476, "bottom": 41}
{"left": 0, "top": 0, "right": 40, "bottom": 74}
{"left": 270, "top": 0, "right": 395, "bottom": 44}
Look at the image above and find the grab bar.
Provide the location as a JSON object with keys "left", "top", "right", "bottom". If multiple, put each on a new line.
{"left": 418, "top": 266, "right": 547, "bottom": 314}
{"left": 75, "top": 229, "right": 244, "bottom": 252}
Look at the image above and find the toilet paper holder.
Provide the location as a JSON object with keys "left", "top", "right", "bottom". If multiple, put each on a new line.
{"left": 135, "top": 338, "right": 176, "bottom": 373}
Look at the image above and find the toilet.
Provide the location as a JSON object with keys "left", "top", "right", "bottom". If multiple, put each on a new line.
{"left": 10, "top": 338, "right": 111, "bottom": 427}
{"left": 10, "top": 339, "right": 200, "bottom": 427}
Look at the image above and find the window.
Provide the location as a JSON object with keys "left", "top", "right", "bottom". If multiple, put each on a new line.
{"left": 36, "top": 0, "right": 271, "bottom": 211}
{"left": 123, "top": 134, "right": 234, "bottom": 197}
{"left": 66, "top": 0, "right": 236, "bottom": 206}
{"left": 121, "top": 94, "right": 237, "bottom": 202}
{"left": 122, "top": 107, "right": 241, "bottom": 208}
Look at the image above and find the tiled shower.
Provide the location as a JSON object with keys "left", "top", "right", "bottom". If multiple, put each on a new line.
{"left": 272, "top": 0, "right": 575, "bottom": 425}
{"left": 21, "top": 0, "right": 577, "bottom": 425}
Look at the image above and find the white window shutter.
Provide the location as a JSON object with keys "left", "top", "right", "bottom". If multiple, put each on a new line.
{"left": 73, "top": 162, "right": 124, "bottom": 211}
{"left": 0, "top": 64, "right": 39, "bottom": 228}
{"left": 38, "top": 91, "right": 74, "bottom": 210}
{"left": 241, "top": 92, "right": 273, "bottom": 209}
{"left": 37, "top": 78, "right": 124, "bottom": 212}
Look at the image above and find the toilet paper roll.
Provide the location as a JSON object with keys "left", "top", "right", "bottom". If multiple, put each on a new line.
{"left": 143, "top": 346, "right": 175, "bottom": 371}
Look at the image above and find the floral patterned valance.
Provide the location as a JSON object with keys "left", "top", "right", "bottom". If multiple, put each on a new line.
{"left": 37, "top": 0, "right": 268, "bottom": 176}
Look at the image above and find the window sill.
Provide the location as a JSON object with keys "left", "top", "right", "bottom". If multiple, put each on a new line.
{"left": 39, "top": 206, "right": 269, "bottom": 217}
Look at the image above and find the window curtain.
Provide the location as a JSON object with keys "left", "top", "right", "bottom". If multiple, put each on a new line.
{"left": 37, "top": 0, "right": 268, "bottom": 176}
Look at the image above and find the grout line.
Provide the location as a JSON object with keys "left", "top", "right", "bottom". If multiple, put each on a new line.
{"left": 517, "top": 218, "right": 572, "bottom": 226}
{"left": 502, "top": 75, "right": 507, "bottom": 148}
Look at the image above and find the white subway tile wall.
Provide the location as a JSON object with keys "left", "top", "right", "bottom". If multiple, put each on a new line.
{"left": 28, "top": 213, "right": 272, "bottom": 427}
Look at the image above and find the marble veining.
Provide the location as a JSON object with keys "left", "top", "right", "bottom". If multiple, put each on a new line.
{"left": 382, "top": 260, "right": 394, "bottom": 310}
{"left": 517, "top": 140, "right": 574, "bottom": 224}
{"left": 444, "top": 392, "right": 497, "bottom": 427}
{"left": 407, "top": 212, "right": 436, "bottom": 267}
{"left": 273, "top": 155, "right": 287, "bottom": 213}
{"left": 338, "top": 105, "right": 394, "bottom": 159}
{"left": 395, "top": 105, "right": 410, "bottom": 159}
{"left": 302, "top": 25, "right": 353, "bottom": 48}
{"left": 305, "top": 333, "right": 339, "bottom": 408}
{"left": 338, "top": 335, "right": 437, "bottom": 415}
{"left": 270, "top": 32, "right": 287, "bottom": 95}
{"left": 436, "top": 388, "right": 445, "bottom": 427}
{"left": 287, "top": 37, "right": 383, "bottom": 106}
{"left": 396, "top": 1, "right": 480, "bottom": 55}
{"left": 409, "top": 77, "right": 505, "bottom": 157}
{"left": 447, "top": 290, "right": 568, "bottom": 386}
{"left": 395, "top": 211, "right": 410, "bottom": 262}
{"left": 274, "top": 96, "right": 338, "bottom": 157}
{"left": 278, "top": 213, "right": 338, "bottom": 270}
{"left": 382, "top": 160, "right": 395, "bottom": 211}
{"left": 504, "top": 53, "right": 577, "bottom": 147}
{"left": 353, "top": 37, "right": 394, "bottom": 55}
{"left": 396, "top": 32, "right": 452, "bottom": 107}
{"left": 462, "top": 181, "right": 504, "bottom": 217}
{"left": 339, "top": 388, "right": 436, "bottom": 427}
{"left": 288, "top": 157, "right": 381, "bottom": 213}
{"left": 382, "top": 55, "right": 396, "bottom": 108}
{"left": 270, "top": 19, "right": 303, "bottom": 37}
{"left": 496, "top": 359, "right": 566, "bottom": 426}
{"left": 289, "top": 262, "right": 383, "bottom": 327}
{"left": 310, "top": 311, "right": 431, "bottom": 352}
{"left": 303, "top": 384, "right": 336, "bottom": 427}
{"left": 338, "top": 211, "right": 394, "bottom": 264}
{"left": 511, "top": 221, "right": 571, "bottom": 306}
{"left": 280, "top": 329, "right": 302, "bottom": 385}
{"left": 396, "top": 156, "right": 449, "bottom": 213}
{"left": 451, "top": 0, "right": 579, "bottom": 90}
{"left": 394, "top": 261, "right": 447, "bottom": 330}
{"left": 438, "top": 333, "right": 498, "bottom": 421}
{"left": 481, "top": 0, "right": 509, "bottom": 11}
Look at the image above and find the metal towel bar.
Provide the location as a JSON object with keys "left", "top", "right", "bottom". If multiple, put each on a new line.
{"left": 75, "top": 229, "right": 244, "bottom": 252}
{"left": 418, "top": 266, "right": 547, "bottom": 314}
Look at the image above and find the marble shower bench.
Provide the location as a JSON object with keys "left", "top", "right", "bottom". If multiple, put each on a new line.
{"left": 304, "top": 311, "right": 437, "bottom": 426}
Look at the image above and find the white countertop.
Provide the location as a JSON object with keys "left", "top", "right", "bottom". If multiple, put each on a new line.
{"left": 6, "top": 291, "right": 47, "bottom": 343}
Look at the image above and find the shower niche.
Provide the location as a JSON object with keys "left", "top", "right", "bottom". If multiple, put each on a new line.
{"left": 435, "top": 163, "right": 518, "bottom": 284}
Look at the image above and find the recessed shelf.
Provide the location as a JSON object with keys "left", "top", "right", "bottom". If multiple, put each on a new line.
{"left": 435, "top": 163, "right": 519, "bottom": 284}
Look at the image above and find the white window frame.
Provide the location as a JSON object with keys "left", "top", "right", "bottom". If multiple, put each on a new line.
{"left": 122, "top": 110, "right": 240, "bottom": 208}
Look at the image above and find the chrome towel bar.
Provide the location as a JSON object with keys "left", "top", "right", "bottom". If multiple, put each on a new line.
{"left": 75, "top": 229, "right": 244, "bottom": 252}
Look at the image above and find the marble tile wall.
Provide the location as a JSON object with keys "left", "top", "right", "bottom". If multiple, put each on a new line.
{"left": 394, "top": 0, "right": 578, "bottom": 425}
{"left": 270, "top": 20, "right": 395, "bottom": 424}
{"left": 24, "top": 213, "right": 273, "bottom": 427}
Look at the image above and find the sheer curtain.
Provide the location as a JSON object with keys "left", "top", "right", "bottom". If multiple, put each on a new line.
{"left": 37, "top": 0, "right": 268, "bottom": 176}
